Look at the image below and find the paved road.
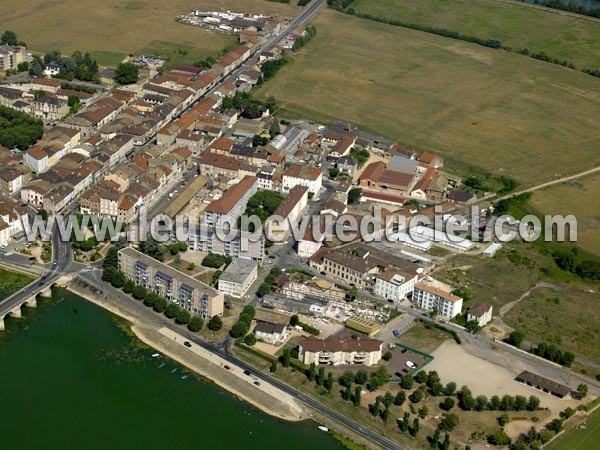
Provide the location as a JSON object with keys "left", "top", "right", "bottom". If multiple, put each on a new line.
{"left": 0, "top": 225, "right": 74, "bottom": 320}
{"left": 77, "top": 269, "right": 404, "bottom": 450}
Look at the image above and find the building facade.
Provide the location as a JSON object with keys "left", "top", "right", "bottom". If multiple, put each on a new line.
{"left": 298, "top": 336, "right": 383, "bottom": 367}
{"left": 217, "top": 258, "right": 258, "bottom": 298}
{"left": 118, "top": 247, "right": 224, "bottom": 318}
{"left": 412, "top": 278, "right": 463, "bottom": 318}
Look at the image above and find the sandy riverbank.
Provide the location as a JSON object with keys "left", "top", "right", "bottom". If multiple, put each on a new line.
{"left": 66, "top": 280, "right": 307, "bottom": 422}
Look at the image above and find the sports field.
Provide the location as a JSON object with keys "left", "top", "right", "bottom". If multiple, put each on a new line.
{"left": 351, "top": 0, "right": 600, "bottom": 70}
{"left": 0, "top": 0, "right": 300, "bottom": 66}
{"left": 547, "top": 406, "right": 600, "bottom": 450}
{"left": 257, "top": 9, "right": 600, "bottom": 186}
{"left": 530, "top": 174, "right": 600, "bottom": 255}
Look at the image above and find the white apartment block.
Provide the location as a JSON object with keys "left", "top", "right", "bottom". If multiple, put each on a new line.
{"left": 412, "top": 278, "right": 463, "bottom": 318}
{"left": 374, "top": 268, "right": 419, "bottom": 303}
{"left": 217, "top": 258, "right": 258, "bottom": 298}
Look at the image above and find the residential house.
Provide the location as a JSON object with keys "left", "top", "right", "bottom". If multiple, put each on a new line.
{"left": 412, "top": 278, "right": 463, "bottom": 318}
{"left": 466, "top": 302, "right": 493, "bottom": 326}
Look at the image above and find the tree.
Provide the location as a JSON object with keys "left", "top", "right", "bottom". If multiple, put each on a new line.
{"left": 414, "top": 370, "right": 428, "bottom": 384}
{"left": 394, "top": 390, "right": 406, "bottom": 406}
{"left": 207, "top": 315, "right": 223, "bottom": 331}
{"left": 270, "top": 360, "right": 278, "bottom": 373}
{"left": 547, "top": 418, "right": 563, "bottom": 433}
{"left": 340, "top": 370, "right": 354, "bottom": 387}
{"left": 475, "top": 395, "right": 488, "bottom": 411}
{"left": 17, "top": 61, "right": 29, "bottom": 72}
{"left": 353, "top": 386, "right": 362, "bottom": 407}
{"left": 188, "top": 316, "right": 204, "bottom": 332}
{"left": 489, "top": 395, "right": 501, "bottom": 411}
{"left": 368, "top": 366, "right": 390, "bottom": 391}
{"left": 307, "top": 362, "right": 316, "bottom": 381}
{"left": 123, "top": 280, "right": 135, "bottom": 294}
{"left": 410, "top": 418, "right": 420, "bottom": 437}
{"left": 508, "top": 330, "right": 525, "bottom": 348}
{"left": 440, "top": 397, "right": 455, "bottom": 411}
{"left": 280, "top": 349, "right": 291, "bottom": 368}
{"left": 317, "top": 367, "right": 326, "bottom": 386}
{"left": 165, "top": 303, "right": 181, "bottom": 319}
{"left": 114, "top": 62, "right": 139, "bottom": 84}
{"left": 514, "top": 395, "right": 528, "bottom": 411}
{"left": 457, "top": 385, "right": 475, "bottom": 411}
{"left": 430, "top": 382, "right": 444, "bottom": 397}
{"left": 0, "top": 31, "right": 18, "bottom": 46}
{"left": 348, "top": 188, "right": 362, "bottom": 204}
{"left": 110, "top": 271, "right": 126, "bottom": 288}
{"left": 500, "top": 395, "right": 515, "bottom": 411}
{"left": 131, "top": 285, "right": 147, "bottom": 300}
{"left": 439, "top": 413, "right": 459, "bottom": 432}
{"left": 153, "top": 297, "right": 167, "bottom": 313}
{"left": 325, "top": 372, "right": 334, "bottom": 392}
{"left": 290, "top": 314, "right": 300, "bottom": 326}
{"left": 230, "top": 321, "right": 249, "bottom": 338}
{"left": 243, "top": 333, "right": 257, "bottom": 346}
{"left": 383, "top": 391, "right": 394, "bottom": 408}
{"left": 487, "top": 429, "right": 511, "bottom": 446}
{"left": 354, "top": 369, "right": 368, "bottom": 385}
{"left": 409, "top": 389, "right": 424, "bottom": 403}
{"left": 497, "top": 414, "right": 509, "bottom": 426}
{"left": 382, "top": 351, "right": 392, "bottom": 361}
{"left": 400, "top": 374, "right": 414, "bottom": 390}
{"left": 527, "top": 395, "right": 540, "bottom": 411}
{"left": 444, "top": 381, "right": 457, "bottom": 396}
{"left": 418, "top": 405, "right": 429, "bottom": 419}
{"left": 143, "top": 292, "right": 159, "bottom": 307}
{"left": 577, "top": 383, "right": 588, "bottom": 400}
{"left": 176, "top": 309, "right": 191, "bottom": 325}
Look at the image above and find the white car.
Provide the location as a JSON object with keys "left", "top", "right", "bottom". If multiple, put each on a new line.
{"left": 405, "top": 361, "right": 417, "bottom": 369}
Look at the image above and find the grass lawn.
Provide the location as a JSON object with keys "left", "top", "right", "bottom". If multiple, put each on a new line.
{"left": 433, "top": 246, "right": 542, "bottom": 312}
{"left": 0, "top": 269, "right": 32, "bottom": 301}
{"left": 256, "top": 9, "right": 600, "bottom": 186}
{"left": 504, "top": 284, "right": 600, "bottom": 365}
{"left": 0, "top": 0, "right": 299, "bottom": 67}
{"left": 529, "top": 174, "right": 600, "bottom": 256}
{"left": 547, "top": 406, "right": 600, "bottom": 450}
{"left": 351, "top": 0, "right": 600, "bottom": 70}
{"left": 399, "top": 322, "right": 450, "bottom": 354}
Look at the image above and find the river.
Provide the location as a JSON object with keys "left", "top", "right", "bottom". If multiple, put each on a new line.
{"left": 0, "top": 289, "right": 345, "bottom": 450}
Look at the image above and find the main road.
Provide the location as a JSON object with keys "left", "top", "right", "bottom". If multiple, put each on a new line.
{"left": 78, "top": 266, "right": 405, "bottom": 450}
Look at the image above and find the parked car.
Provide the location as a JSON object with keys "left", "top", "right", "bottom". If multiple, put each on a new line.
{"left": 183, "top": 341, "right": 192, "bottom": 348}
{"left": 253, "top": 381, "right": 261, "bottom": 386}
{"left": 243, "top": 370, "right": 251, "bottom": 376}
{"left": 392, "top": 329, "right": 400, "bottom": 337}
{"left": 223, "top": 365, "right": 231, "bottom": 371}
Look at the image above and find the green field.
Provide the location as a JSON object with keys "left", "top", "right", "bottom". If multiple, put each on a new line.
{"left": 530, "top": 174, "right": 600, "bottom": 255}
{"left": 504, "top": 284, "right": 600, "bottom": 365}
{"left": 351, "top": 0, "right": 600, "bottom": 70}
{"left": 257, "top": 9, "right": 600, "bottom": 186}
{"left": 0, "top": 269, "right": 32, "bottom": 301}
{"left": 0, "top": 0, "right": 299, "bottom": 67}
{"left": 547, "top": 406, "right": 600, "bottom": 450}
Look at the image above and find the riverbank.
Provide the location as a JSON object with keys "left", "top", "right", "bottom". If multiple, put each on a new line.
{"left": 66, "top": 277, "right": 307, "bottom": 422}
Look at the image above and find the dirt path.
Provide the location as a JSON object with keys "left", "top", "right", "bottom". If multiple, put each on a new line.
{"left": 499, "top": 166, "right": 600, "bottom": 200}
{"left": 499, "top": 281, "right": 562, "bottom": 316}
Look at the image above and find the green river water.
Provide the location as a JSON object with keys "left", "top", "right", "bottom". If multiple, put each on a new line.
{"left": 0, "top": 288, "right": 345, "bottom": 450}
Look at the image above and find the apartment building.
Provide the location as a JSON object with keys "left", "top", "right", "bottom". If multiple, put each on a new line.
{"left": 298, "top": 335, "right": 383, "bottom": 367}
{"left": 374, "top": 268, "right": 420, "bottom": 303}
{"left": 118, "top": 247, "right": 224, "bottom": 319}
{"left": 202, "top": 175, "right": 258, "bottom": 227}
{"left": 0, "top": 45, "right": 26, "bottom": 70}
{"left": 217, "top": 258, "right": 258, "bottom": 298}
{"left": 282, "top": 163, "right": 322, "bottom": 195}
{"left": 412, "top": 278, "right": 463, "bottom": 318}
{"left": 187, "top": 226, "right": 265, "bottom": 261}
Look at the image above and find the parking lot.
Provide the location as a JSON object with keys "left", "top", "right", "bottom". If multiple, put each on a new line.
{"left": 387, "top": 345, "right": 431, "bottom": 379}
